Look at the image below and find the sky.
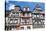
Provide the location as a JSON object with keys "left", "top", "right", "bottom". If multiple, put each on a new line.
{"left": 5, "top": 0, "right": 45, "bottom": 11}
{"left": 6, "top": 0, "right": 45, "bottom": 2}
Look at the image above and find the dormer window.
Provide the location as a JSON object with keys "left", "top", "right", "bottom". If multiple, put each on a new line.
{"left": 27, "top": 8, "right": 29, "bottom": 11}
{"left": 23, "top": 6, "right": 30, "bottom": 11}
{"left": 14, "top": 6, "right": 20, "bottom": 11}
{"left": 24, "top": 8, "right": 29, "bottom": 11}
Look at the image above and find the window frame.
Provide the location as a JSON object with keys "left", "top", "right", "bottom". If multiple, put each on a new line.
{"left": 27, "top": 26, "right": 31, "bottom": 29}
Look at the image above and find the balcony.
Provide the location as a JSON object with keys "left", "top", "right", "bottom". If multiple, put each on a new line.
{"left": 10, "top": 14, "right": 20, "bottom": 18}
{"left": 21, "top": 16, "right": 32, "bottom": 18}
{"left": 8, "top": 20, "right": 20, "bottom": 26}
{"left": 20, "top": 13, "right": 32, "bottom": 18}
{"left": 39, "top": 17, "right": 45, "bottom": 20}
{"left": 8, "top": 23, "right": 20, "bottom": 26}
{"left": 32, "top": 16, "right": 45, "bottom": 20}
{"left": 20, "top": 22, "right": 32, "bottom": 25}
{"left": 33, "top": 24, "right": 45, "bottom": 28}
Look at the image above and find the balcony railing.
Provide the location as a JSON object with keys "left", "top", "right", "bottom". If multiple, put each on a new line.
{"left": 20, "top": 22, "right": 31, "bottom": 25}
{"left": 21, "top": 16, "right": 32, "bottom": 18}
{"left": 32, "top": 17, "right": 45, "bottom": 20}
{"left": 8, "top": 23, "right": 20, "bottom": 26}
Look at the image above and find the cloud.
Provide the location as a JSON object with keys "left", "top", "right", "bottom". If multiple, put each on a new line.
{"left": 9, "top": 4, "right": 15, "bottom": 10}
{"left": 6, "top": 0, "right": 45, "bottom": 10}
{"left": 6, "top": 0, "right": 10, "bottom": 3}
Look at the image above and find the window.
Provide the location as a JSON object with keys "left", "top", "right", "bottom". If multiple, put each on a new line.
{"left": 37, "top": 15, "right": 39, "bottom": 17}
{"left": 32, "top": 16, "right": 34, "bottom": 19}
{"left": 27, "top": 26, "right": 30, "bottom": 29}
{"left": 23, "top": 13, "right": 29, "bottom": 16}
{"left": 15, "top": 18, "right": 18, "bottom": 19}
{"left": 25, "top": 13, "right": 27, "bottom": 16}
{"left": 21, "top": 19, "right": 25, "bottom": 25}
{"left": 10, "top": 21, "right": 12, "bottom": 23}
{"left": 15, "top": 12, "right": 19, "bottom": 14}
{"left": 21, "top": 20, "right": 25, "bottom": 22}
{"left": 34, "top": 15, "right": 36, "bottom": 17}
{"left": 15, "top": 12, "right": 19, "bottom": 16}
{"left": 27, "top": 8, "right": 29, "bottom": 11}
{"left": 33, "top": 20, "right": 35, "bottom": 22}
{"left": 27, "top": 13, "right": 29, "bottom": 16}
{"left": 21, "top": 19, "right": 30, "bottom": 25}
{"left": 25, "top": 13, "right": 29, "bottom": 16}
{"left": 23, "top": 13, "right": 25, "bottom": 16}
{"left": 12, "top": 12, "right": 15, "bottom": 14}
{"left": 34, "top": 22, "right": 37, "bottom": 24}
{"left": 10, "top": 19, "right": 13, "bottom": 21}
{"left": 40, "top": 15, "right": 43, "bottom": 18}
{"left": 11, "top": 14, "right": 16, "bottom": 17}
{"left": 14, "top": 21, "right": 18, "bottom": 24}
{"left": 11, "top": 15, "right": 14, "bottom": 17}
{"left": 32, "top": 15, "right": 36, "bottom": 19}
{"left": 21, "top": 27, "right": 24, "bottom": 29}
{"left": 23, "top": 8, "right": 29, "bottom": 11}
{"left": 14, "top": 19, "right": 18, "bottom": 24}
{"left": 15, "top": 19, "right": 18, "bottom": 22}
{"left": 33, "top": 15, "right": 36, "bottom": 18}
{"left": 41, "top": 20, "right": 44, "bottom": 23}
{"left": 29, "top": 13, "right": 32, "bottom": 16}
{"left": 43, "top": 20, "right": 45, "bottom": 22}
{"left": 41, "top": 20, "right": 43, "bottom": 22}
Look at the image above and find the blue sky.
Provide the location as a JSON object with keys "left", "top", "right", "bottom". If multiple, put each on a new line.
{"left": 6, "top": 0, "right": 45, "bottom": 11}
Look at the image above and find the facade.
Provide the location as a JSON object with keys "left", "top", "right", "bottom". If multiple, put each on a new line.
{"left": 20, "top": 6, "right": 32, "bottom": 30}
{"left": 5, "top": 5, "right": 45, "bottom": 31}
{"left": 32, "top": 5, "right": 45, "bottom": 28}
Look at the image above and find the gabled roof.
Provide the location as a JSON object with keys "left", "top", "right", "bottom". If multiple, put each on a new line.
{"left": 33, "top": 4, "right": 42, "bottom": 10}
{"left": 23, "top": 6, "right": 29, "bottom": 8}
